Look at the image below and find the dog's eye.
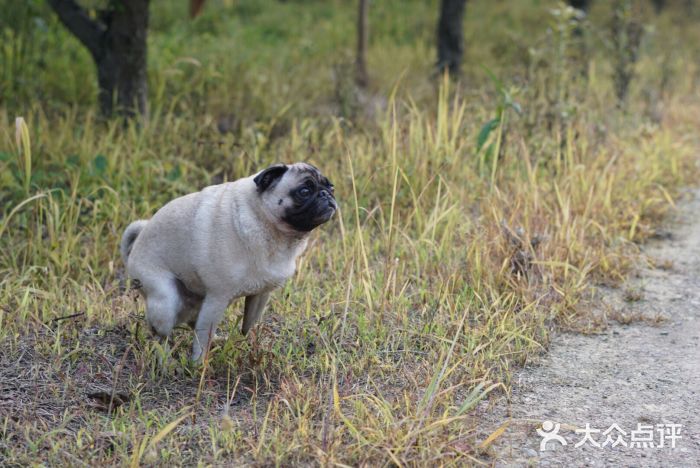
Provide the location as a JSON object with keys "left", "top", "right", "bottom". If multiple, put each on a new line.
{"left": 299, "top": 187, "right": 311, "bottom": 198}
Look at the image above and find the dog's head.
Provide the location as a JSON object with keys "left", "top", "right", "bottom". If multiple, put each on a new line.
{"left": 254, "top": 162, "right": 337, "bottom": 233}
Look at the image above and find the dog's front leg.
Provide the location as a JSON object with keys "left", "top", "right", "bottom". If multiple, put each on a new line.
{"left": 192, "top": 295, "right": 229, "bottom": 363}
{"left": 242, "top": 291, "right": 271, "bottom": 335}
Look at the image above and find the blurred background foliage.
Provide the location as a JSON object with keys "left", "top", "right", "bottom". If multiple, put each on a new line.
{"left": 1, "top": 1, "right": 695, "bottom": 120}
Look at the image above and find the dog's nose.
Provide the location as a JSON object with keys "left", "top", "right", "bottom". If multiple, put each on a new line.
{"left": 319, "top": 189, "right": 329, "bottom": 199}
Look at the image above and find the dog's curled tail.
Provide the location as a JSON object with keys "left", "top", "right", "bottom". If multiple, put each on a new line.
{"left": 120, "top": 220, "right": 148, "bottom": 265}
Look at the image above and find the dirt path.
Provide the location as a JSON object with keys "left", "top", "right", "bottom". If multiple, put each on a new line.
{"left": 480, "top": 189, "right": 700, "bottom": 466}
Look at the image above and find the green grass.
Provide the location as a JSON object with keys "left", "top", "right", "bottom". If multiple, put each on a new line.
{"left": 2, "top": 0, "right": 700, "bottom": 465}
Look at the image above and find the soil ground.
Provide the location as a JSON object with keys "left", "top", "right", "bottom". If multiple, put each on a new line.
{"left": 480, "top": 189, "right": 700, "bottom": 467}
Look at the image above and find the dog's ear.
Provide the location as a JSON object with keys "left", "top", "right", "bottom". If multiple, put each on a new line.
{"left": 254, "top": 164, "right": 288, "bottom": 192}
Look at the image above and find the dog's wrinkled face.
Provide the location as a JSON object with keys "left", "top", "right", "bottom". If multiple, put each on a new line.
{"left": 255, "top": 162, "right": 337, "bottom": 233}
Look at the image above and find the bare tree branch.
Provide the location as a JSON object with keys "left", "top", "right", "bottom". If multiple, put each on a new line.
{"left": 46, "top": 0, "right": 105, "bottom": 59}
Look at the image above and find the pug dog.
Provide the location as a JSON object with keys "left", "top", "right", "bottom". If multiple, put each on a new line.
{"left": 120, "top": 162, "right": 337, "bottom": 362}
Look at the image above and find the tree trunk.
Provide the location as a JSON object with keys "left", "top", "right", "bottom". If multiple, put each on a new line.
{"left": 651, "top": 0, "right": 666, "bottom": 13}
{"left": 567, "top": 0, "right": 590, "bottom": 12}
{"left": 190, "top": 0, "right": 206, "bottom": 18}
{"left": 47, "top": 0, "right": 149, "bottom": 118}
{"left": 355, "top": 0, "right": 369, "bottom": 88}
{"left": 436, "top": 0, "right": 467, "bottom": 76}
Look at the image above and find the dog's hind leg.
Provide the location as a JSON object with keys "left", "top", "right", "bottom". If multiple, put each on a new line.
{"left": 146, "top": 293, "right": 179, "bottom": 338}
{"left": 140, "top": 277, "right": 181, "bottom": 369}
{"left": 139, "top": 274, "right": 181, "bottom": 339}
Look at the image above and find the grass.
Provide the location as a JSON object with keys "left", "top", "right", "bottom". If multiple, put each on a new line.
{"left": 2, "top": 0, "right": 700, "bottom": 465}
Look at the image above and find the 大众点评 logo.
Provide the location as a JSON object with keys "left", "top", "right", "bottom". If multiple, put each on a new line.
{"left": 537, "top": 421, "right": 682, "bottom": 451}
